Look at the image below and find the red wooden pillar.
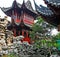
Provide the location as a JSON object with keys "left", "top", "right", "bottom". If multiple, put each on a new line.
{"left": 13, "top": 29, "right": 16, "bottom": 37}
{"left": 19, "top": 31, "right": 20, "bottom": 36}
{"left": 11, "top": 10, "right": 15, "bottom": 23}
{"left": 22, "top": 30, "right": 24, "bottom": 36}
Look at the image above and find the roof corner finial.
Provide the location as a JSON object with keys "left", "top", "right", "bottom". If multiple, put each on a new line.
{"left": 22, "top": 0, "right": 25, "bottom": 6}
{"left": 33, "top": 0, "right": 35, "bottom": 3}
{"left": 14, "top": 0, "right": 16, "bottom": 2}
{"left": 14, "top": 0, "right": 16, "bottom": 1}
{"left": 23, "top": 0, "right": 25, "bottom": 3}
{"left": 27, "top": 0, "right": 31, "bottom": 3}
{"left": 33, "top": 0, "right": 36, "bottom": 6}
{"left": 28, "top": 0, "right": 30, "bottom": 1}
{"left": 21, "top": 0, "right": 25, "bottom": 8}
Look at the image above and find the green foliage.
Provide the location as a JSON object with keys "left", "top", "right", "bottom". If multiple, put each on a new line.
{"left": 30, "top": 17, "right": 44, "bottom": 40}
{"left": 29, "top": 31, "right": 35, "bottom": 40}
{"left": 46, "top": 41, "right": 52, "bottom": 48}
{"left": 31, "top": 17, "right": 44, "bottom": 33}
{"left": 34, "top": 40, "right": 41, "bottom": 48}
{"left": 29, "top": 16, "right": 54, "bottom": 49}
{"left": 56, "top": 33, "right": 60, "bottom": 40}
{"left": 2, "top": 53, "right": 17, "bottom": 57}
{"left": 52, "top": 32, "right": 60, "bottom": 45}
{"left": 36, "top": 17, "right": 44, "bottom": 24}
{"left": 32, "top": 23, "right": 43, "bottom": 33}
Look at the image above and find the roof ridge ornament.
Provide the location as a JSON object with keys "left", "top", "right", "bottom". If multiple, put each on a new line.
{"left": 23, "top": 0, "right": 25, "bottom": 4}
{"left": 12, "top": 0, "right": 17, "bottom": 8}
{"left": 33, "top": 0, "right": 35, "bottom": 4}
{"left": 14, "top": 0, "right": 16, "bottom": 2}
{"left": 21, "top": 0, "right": 25, "bottom": 8}
{"left": 27, "top": 0, "right": 31, "bottom": 5}
{"left": 33, "top": 0, "right": 37, "bottom": 6}
{"left": 28, "top": 0, "right": 30, "bottom": 1}
{"left": 14, "top": 0, "right": 16, "bottom": 1}
{"left": 33, "top": 0, "right": 39, "bottom": 11}
{"left": 26, "top": 0, "right": 33, "bottom": 9}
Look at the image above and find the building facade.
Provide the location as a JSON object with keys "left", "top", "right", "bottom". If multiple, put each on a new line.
{"left": 1, "top": 0, "right": 38, "bottom": 43}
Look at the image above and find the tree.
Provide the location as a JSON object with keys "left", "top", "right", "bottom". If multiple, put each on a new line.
{"left": 30, "top": 16, "right": 54, "bottom": 48}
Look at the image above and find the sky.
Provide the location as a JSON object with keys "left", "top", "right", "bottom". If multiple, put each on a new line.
{"left": 0, "top": 0, "right": 46, "bottom": 7}
{"left": 0, "top": 0, "right": 59, "bottom": 35}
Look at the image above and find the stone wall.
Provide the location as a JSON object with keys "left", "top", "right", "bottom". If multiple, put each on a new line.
{"left": 0, "top": 16, "right": 13, "bottom": 50}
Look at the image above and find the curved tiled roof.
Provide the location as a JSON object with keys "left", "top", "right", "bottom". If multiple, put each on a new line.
{"left": 38, "top": 5, "right": 53, "bottom": 16}
{"left": 1, "top": 0, "right": 36, "bottom": 14}
{"left": 34, "top": 0, "right": 54, "bottom": 17}
{"left": 44, "top": 0, "right": 60, "bottom": 8}
{"left": 25, "top": 0, "right": 34, "bottom": 11}
{"left": 1, "top": 0, "right": 38, "bottom": 17}
{"left": 1, "top": 7, "right": 11, "bottom": 13}
{"left": 1, "top": 0, "right": 21, "bottom": 13}
{"left": 34, "top": 0, "right": 59, "bottom": 26}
